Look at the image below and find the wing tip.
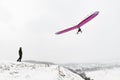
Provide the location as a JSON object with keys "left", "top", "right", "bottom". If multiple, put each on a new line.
{"left": 55, "top": 32, "right": 60, "bottom": 35}
{"left": 95, "top": 11, "right": 99, "bottom": 15}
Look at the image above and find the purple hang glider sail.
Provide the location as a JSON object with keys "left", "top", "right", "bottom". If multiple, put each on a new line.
{"left": 55, "top": 11, "right": 99, "bottom": 35}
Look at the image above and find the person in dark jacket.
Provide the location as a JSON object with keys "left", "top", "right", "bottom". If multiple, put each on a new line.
{"left": 17, "top": 47, "right": 23, "bottom": 62}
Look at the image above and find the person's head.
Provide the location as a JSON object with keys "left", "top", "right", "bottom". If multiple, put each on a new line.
{"left": 19, "top": 47, "right": 22, "bottom": 50}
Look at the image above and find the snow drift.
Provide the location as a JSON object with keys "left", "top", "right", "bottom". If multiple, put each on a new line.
{"left": 0, "top": 61, "right": 83, "bottom": 80}
{"left": 62, "top": 62, "right": 120, "bottom": 80}
{"left": 0, "top": 61, "right": 120, "bottom": 80}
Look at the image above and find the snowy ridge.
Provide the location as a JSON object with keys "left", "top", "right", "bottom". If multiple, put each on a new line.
{"left": 62, "top": 62, "right": 120, "bottom": 72}
{"left": 1, "top": 61, "right": 120, "bottom": 80}
{"left": 0, "top": 61, "right": 83, "bottom": 80}
{"left": 62, "top": 63, "right": 120, "bottom": 80}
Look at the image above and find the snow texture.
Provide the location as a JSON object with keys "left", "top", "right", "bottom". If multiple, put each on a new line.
{"left": 0, "top": 61, "right": 120, "bottom": 80}
{"left": 0, "top": 61, "right": 83, "bottom": 80}
{"left": 62, "top": 62, "right": 120, "bottom": 80}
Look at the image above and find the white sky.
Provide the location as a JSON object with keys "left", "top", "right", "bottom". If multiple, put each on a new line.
{"left": 0, "top": 0, "right": 120, "bottom": 63}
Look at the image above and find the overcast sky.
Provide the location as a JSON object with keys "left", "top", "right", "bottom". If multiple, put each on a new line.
{"left": 0, "top": 0, "right": 120, "bottom": 63}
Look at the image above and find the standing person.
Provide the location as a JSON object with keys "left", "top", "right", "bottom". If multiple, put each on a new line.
{"left": 17, "top": 47, "right": 23, "bottom": 62}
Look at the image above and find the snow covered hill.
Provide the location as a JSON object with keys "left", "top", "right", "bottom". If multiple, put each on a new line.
{"left": 86, "top": 68, "right": 120, "bottom": 80}
{"left": 62, "top": 62, "right": 120, "bottom": 72}
{"left": 0, "top": 61, "right": 120, "bottom": 80}
{"left": 0, "top": 61, "right": 83, "bottom": 80}
{"left": 62, "top": 62, "right": 120, "bottom": 80}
